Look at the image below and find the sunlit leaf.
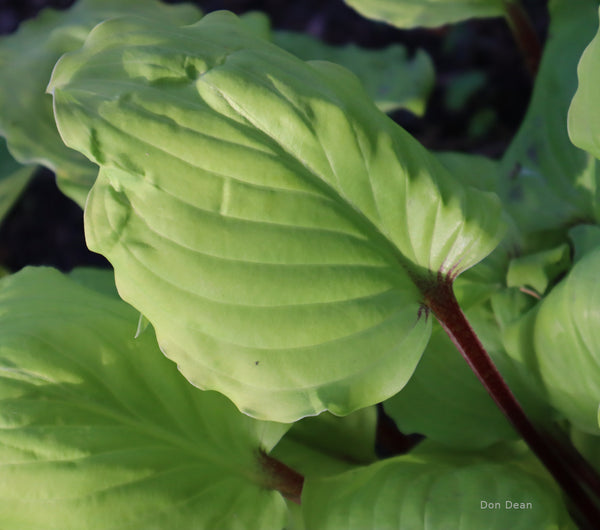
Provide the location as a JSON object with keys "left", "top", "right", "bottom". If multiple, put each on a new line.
{"left": 0, "top": 0, "right": 201, "bottom": 207}
{"left": 0, "top": 267, "right": 289, "bottom": 529}
{"left": 301, "top": 442, "right": 575, "bottom": 529}
{"left": 343, "top": 0, "right": 505, "bottom": 28}
{"left": 49, "top": 11, "right": 503, "bottom": 422}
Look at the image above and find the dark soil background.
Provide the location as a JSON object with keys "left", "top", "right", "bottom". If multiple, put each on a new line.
{"left": 0, "top": 0, "right": 549, "bottom": 273}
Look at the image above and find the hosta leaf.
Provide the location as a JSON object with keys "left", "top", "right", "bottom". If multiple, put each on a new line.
{"left": 344, "top": 0, "right": 505, "bottom": 29}
{"left": 301, "top": 442, "right": 575, "bottom": 529}
{"left": 497, "top": 0, "right": 600, "bottom": 242}
{"left": 568, "top": 223, "right": 600, "bottom": 263}
{"left": 0, "top": 267, "right": 290, "bottom": 529}
{"left": 493, "top": 292, "right": 558, "bottom": 424}
{"left": 68, "top": 265, "right": 119, "bottom": 298}
{"left": 49, "top": 12, "right": 503, "bottom": 422}
{"left": 272, "top": 31, "right": 434, "bottom": 115}
{"left": 534, "top": 246, "right": 600, "bottom": 433}
{"left": 0, "top": 0, "right": 201, "bottom": 207}
{"left": 383, "top": 304, "right": 518, "bottom": 449}
{"left": 271, "top": 407, "right": 377, "bottom": 478}
{"left": 568, "top": 6, "right": 600, "bottom": 160}
{"left": 0, "top": 139, "right": 35, "bottom": 228}
{"left": 506, "top": 243, "right": 571, "bottom": 297}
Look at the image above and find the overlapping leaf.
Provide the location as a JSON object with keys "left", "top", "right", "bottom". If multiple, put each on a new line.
{"left": 534, "top": 246, "right": 600, "bottom": 433}
{"left": 497, "top": 0, "right": 600, "bottom": 243}
{"left": 0, "top": 0, "right": 201, "bottom": 206}
{"left": 301, "top": 442, "right": 575, "bottom": 529}
{"left": 383, "top": 314, "right": 518, "bottom": 449}
{"left": 568, "top": 5, "right": 600, "bottom": 160}
{"left": 49, "top": 12, "right": 503, "bottom": 422}
{"left": 0, "top": 267, "right": 289, "bottom": 529}
{"left": 344, "top": 0, "right": 505, "bottom": 29}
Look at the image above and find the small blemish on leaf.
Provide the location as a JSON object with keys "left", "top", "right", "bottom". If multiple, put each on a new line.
{"left": 255, "top": 360, "right": 260, "bottom": 366}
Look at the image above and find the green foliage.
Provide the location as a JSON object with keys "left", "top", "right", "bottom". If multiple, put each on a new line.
{"left": 0, "top": 0, "right": 600, "bottom": 527}
{"left": 272, "top": 30, "right": 434, "bottom": 115}
{"left": 496, "top": 0, "right": 600, "bottom": 244}
{"left": 0, "top": 268, "right": 289, "bottom": 529}
{"left": 48, "top": 12, "right": 503, "bottom": 422}
{"left": 344, "top": 0, "right": 506, "bottom": 28}
{"left": 535, "top": 246, "right": 600, "bottom": 433}
{"left": 302, "top": 442, "right": 576, "bottom": 530}
{"left": 0, "top": 139, "right": 35, "bottom": 227}
{"left": 238, "top": 10, "right": 435, "bottom": 115}
{"left": 0, "top": 0, "right": 201, "bottom": 206}
{"left": 569, "top": 5, "right": 600, "bottom": 160}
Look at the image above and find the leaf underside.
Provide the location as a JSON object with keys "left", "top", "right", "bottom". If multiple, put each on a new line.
{"left": 49, "top": 11, "right": 503, "bottom": 422}
{"left": 0, "top": 267, "right": 288, "bottom": 529}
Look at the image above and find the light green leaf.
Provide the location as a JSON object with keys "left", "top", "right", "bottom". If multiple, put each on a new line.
{"left": 497, "top": 0, "right": 600, "bottom": 242}
{"left": 0, "top": 139, "right": 35, "bottom": 228}
{"left": 68, "top": 266, "right": 118, "bottom": 298}
{"left": 494, "top": 292, "right": 558, "bottom": 424}
{"left": 506, "top": 243, "right": 571, "bottom": 297}
{"left": 49, "top": 12, "right": 503, "bottom": 422}
{"left": 344, "top": 0, "right": 505, "bottom": 29}
{"left": 534, "top": 246, "right": 600, "bottom": 433}
{"left": 0, "top": 267, "right": 289, "bottom": 529}
{"left": 568, "top": 223, "right": 600, "bottom": 263}
{"left": 383, "top": 304, "right": 518, "bottom": 449}
{"left": 0, "top": 0, "right": 201, "bottom": 207}
{"left": 301, "top": 442, "right": 575, "bottom": 529}
{"left": 568, "top": 6, "right": 600, "bottom": 160}
{"left": 272, "top": 407, "right": 377, "bottom": 476}
{"left": 272, "top": 31, "right": 434, "bottom": 115}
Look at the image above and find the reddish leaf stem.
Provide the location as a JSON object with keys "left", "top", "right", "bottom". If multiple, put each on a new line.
{"left": 503, "top": 0, "right": 542, "bottom": 77}
{"left": 424, "top": 277, "right": 600, "bottom": 528}
{"left": 258, "top": 449, "right": 304, "bottom": 504}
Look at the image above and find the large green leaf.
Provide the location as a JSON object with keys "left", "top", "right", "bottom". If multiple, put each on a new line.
{"left": 344, "top": 0, "right": 505, "bottom": 29}
{"left": 534, "top": 246, "right": 600, "bottom": 433}
{"left": 48, "top": 12, "right": 503, "bottom": 422}
{"left": 497, "top": 0, "right": 600, "bottom": 243}
{"left": 0, "top": 267, "right": 290, "bottom": 529}
{"left": 0, "top": 139, "right": 35, "bottom": 228}
{"left": 568, "top": 6, "right": 600, "bottom": 160}
{"left": 0, "top": 0, "right": 201, "bottom": 207}
{"left": 301, "top": 442, "right": 575, "bottom": 529}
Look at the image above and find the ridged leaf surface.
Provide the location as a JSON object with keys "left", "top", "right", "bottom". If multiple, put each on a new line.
{"left": 49, "top": 12, "right": 503, "bottom": 422}
{"left": 0, "top": 267, "right": 289, "bottom": 529}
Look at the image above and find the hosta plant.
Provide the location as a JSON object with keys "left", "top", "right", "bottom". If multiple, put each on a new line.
{"left": 1, "top": 0, "right": 600, "bottom": 528}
